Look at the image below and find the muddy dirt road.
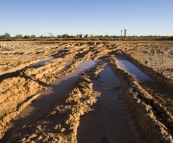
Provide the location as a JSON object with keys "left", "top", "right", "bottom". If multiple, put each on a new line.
{"left": 0, "top": 41, "right": 173, "bottom": 142}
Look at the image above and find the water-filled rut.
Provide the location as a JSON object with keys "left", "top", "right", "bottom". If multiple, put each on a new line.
{"left": 115, "top": 56, "right": 173, "bottom": 142}
{"left": 1, "top": 60, "right": 98, "bottom": 142}
{"left": 1, "top": 41, "right": 173, "bottom": 142}
{"left": 2, "top": 56, "right": 171, "bottom": 142}
{"left": 33, "top": 57, "right": 54, "bottom": 67}
{"left": 78, "top": 66, "right": 144, "bottom": 143}
{"left": 116, "top": 57, "right": 153, "bottom": 82}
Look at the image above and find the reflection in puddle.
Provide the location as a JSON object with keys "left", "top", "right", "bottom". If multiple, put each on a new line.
{"left": 117, "top": 58, "right": 153, "bottom": 82}
{"left": 78, "top": 66, "right": 144, "bottom": 143}
{"left": 8, "top": 60, "right": 99, "bottom": 132}
{"left": 98, "top": 67, "right": 120, "bottom": 88}
{"left": 33, "top": 57, "right": 54, "bottom": 67}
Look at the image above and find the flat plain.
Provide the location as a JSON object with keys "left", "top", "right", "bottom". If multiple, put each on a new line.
{"left": 0, "top": 41, "right": 173, "bottom": 143}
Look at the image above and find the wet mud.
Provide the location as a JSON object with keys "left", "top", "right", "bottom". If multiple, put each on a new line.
{"left": 0, "top": 41, "right": 173, "bottom": 142}
{"left": 78, "top": 66, "right": 143, "bottom": 143}
{"left": 1, "top": 61, "right": 98, "bottom": 142}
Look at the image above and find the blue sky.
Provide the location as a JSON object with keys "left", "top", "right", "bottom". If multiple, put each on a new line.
{"left": 1, "top": 0, "right": 173, "bottom": 36}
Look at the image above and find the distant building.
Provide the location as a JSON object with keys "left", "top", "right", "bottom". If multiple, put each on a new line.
{"left": 76, "top": 34, "right": 85, "bottom": 38}
{"left": 88, "top": 34, "right": 95, "bottom": 37}
{"left": 124, "top": 28, "right": 127, "bottom": 38}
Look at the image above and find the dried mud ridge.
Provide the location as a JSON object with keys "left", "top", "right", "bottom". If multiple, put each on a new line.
{"left": 0, "top": 42, "right": 173, "bottom": 142}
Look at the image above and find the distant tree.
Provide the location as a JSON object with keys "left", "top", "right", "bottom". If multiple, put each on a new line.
{"left": 105, "top": 34, "right": 109, "bottom": 38}
{"left": 39, "top": 35, "right": 43, "bottom": 38}
{"left": 43, "top": 36, "right": 48, "bottom": 38}
{"left": 169, "top": 36, "right": 173, "bottom": 40}
{"left": 0, "top": 35, "right": 2, "bottom": 40}
{"left": 57, "top": 35, "right": 61, "bottom": 38}
{"left": 1, "top": 33, "right": 11, "bottom": 40}
{"left": 112, "top": 35, "right": 117, "bottom": 38}
{"left": 4, "top": 33, "right": 11, "bottom": 38}
{"left": 23, "top": 35, "right": 31, "bottom": 39}
{"left": 15, "top": 34, "right": 23, "bottom": 39}
{"left": 31, "top": 35, "right": 36, "bottom": 38}
{"left": 62, "top": 33, "right": 69, "bottom": 38}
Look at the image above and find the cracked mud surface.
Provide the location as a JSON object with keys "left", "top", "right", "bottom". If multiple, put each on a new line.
{"left": 0, "top": 41, "right": 173, "bottom": 142}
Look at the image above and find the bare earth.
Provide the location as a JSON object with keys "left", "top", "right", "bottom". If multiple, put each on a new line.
{"left": 0, "top": 41, "right": 173, "bottom": 143}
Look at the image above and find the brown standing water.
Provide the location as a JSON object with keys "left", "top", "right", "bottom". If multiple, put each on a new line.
{"left": 32, "top": 57, "right": 54, "bottom": 67}
{"left": 1, "top": 60, "right": 98, "bottom": 142}
{"left": 117, "top": 57, "right": 153, "bottom": 82}
{"left": 77, "top": 66, "right": 144, "bottom": 143}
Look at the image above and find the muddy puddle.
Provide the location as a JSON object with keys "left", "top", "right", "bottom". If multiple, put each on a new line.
{"left": 117, "top": 57, "right": 153, "bottom": 82}
{"left": 33, "top": 57, "right": 54, "bottom": 67}
{"left": 2, "top": 60, "right": 98, "bottom": 142}
{"left": 78, "top": 66, "right": 144, "bottom": 143}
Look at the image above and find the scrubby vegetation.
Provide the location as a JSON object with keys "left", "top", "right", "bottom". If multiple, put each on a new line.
{"left": 0, "top": 33, "right": 173, "bottom": 41}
